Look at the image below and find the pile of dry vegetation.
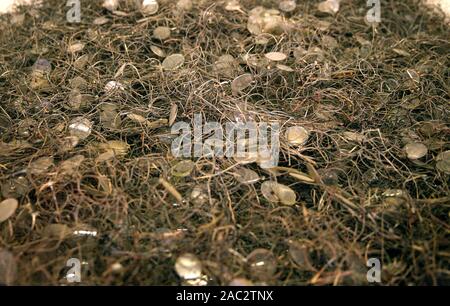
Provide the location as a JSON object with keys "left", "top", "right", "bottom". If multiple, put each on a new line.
{"left": 0, "top": 0, "right": 448, "bottom": 285}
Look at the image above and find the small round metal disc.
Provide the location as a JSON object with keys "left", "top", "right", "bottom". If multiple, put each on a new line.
{"left": 68, "top": 117, "right": 93, "bottom": 140}
{"left": 231, "top": 74, "right": 254, "bottom": 93}
{"left": 67, "top": 42, "right": 85, "bottom": 54}
{"left": 0, "top": 249, "right": 17, "bottom": 285}
{"left": 172, "top": 160, "right": 195, "bottom": 177}
{"left": 436, "top": 151, "right": 450, "bottom": 174}
{"left": 276, "top": 64, "right": 294, "bottom": 72}
{"left": 279, "top": 0, "right": 296, "bottom": 13}
{"left": 150, "top": 45, "right": 166, "bottom": 57}
{"left": 246, "top": 248, "right": 277, "bottom": 281}
{"left": 261, "top": 181, "right": 279, "bottom": 203}
{"left": 234, "top": 168, "right": 260, "bottom": 184}
{"left": 162, "top": 54, "right": 185, "bottom": 70}
{"left": 175, "top": 253, "right": 202, "bottom": 280}
{"left": 142, "top": 0, "right": 159, "bottom": 15}
{"left": 93, "top": 17, "right": 110, "bottom": 25}
{"left": 265, "top": 52, "right": 287, "bottom": 61}
{"left": 261, "top": 181, "right": 296, "bottom": 205}
{"left": 404, "top": 142, "right": 428, "bottom": 160}
{"left": 153, "top": 26, "right": 171, "bottom": 40}
{"left": 0, "top": 198, "right": 18, "bottom": 223}
{"left": 286, "top": 126, "right": 310, "bottom": 145}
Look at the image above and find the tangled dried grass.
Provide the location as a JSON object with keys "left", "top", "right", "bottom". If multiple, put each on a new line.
{"left": 0, "top": 0, "right": 448, "bottom": 285}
